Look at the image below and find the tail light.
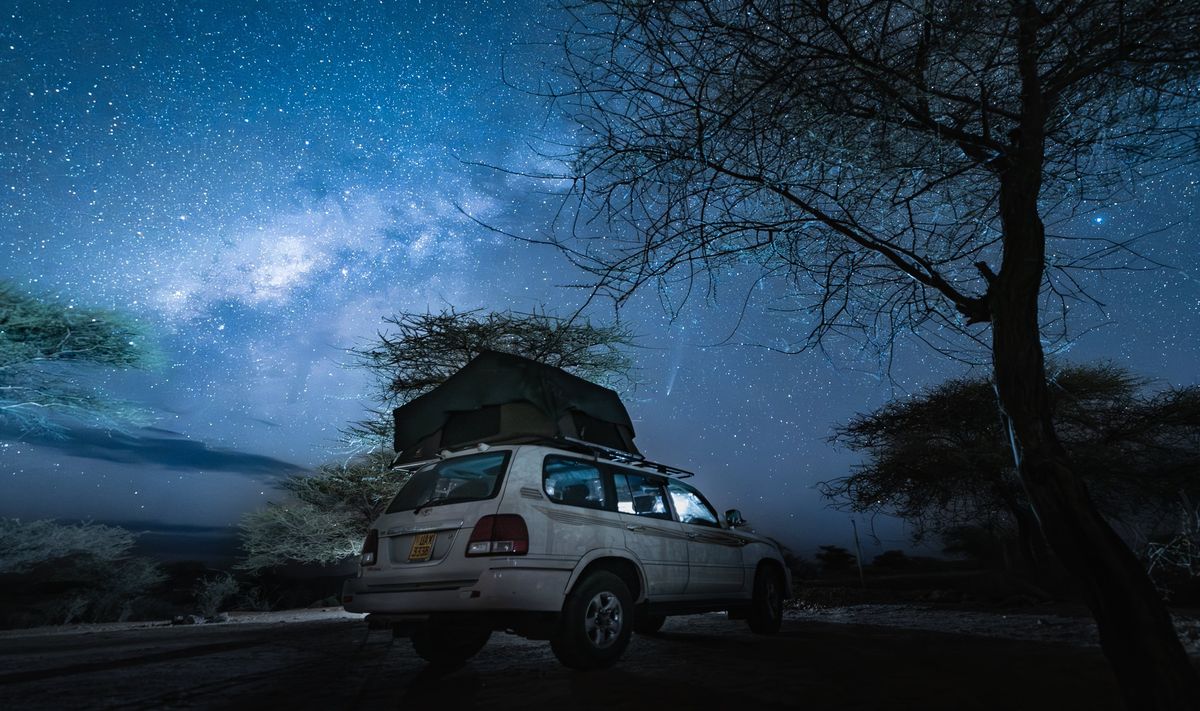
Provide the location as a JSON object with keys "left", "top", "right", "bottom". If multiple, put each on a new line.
{"left": 466, "top": 514, "right": 528, "bottom": 556}
{"left": 360, "top": 528, "right": 379, "bottom": 566}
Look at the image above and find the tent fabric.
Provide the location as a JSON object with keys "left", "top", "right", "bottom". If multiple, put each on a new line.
{"left": 392, "top": 350, "right": 639, "bottom": 462}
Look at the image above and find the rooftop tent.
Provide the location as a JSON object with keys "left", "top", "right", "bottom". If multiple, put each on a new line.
{"left": 392, "top": 350, "right": 639, "bottom": 462}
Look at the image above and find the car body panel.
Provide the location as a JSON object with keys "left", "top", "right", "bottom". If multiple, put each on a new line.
{"left": 680, "top": 523, "right": 746, "bottom": 595}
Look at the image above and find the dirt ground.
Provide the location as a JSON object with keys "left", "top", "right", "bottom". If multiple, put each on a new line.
{"left": 1, "top": 608, "right": 1195, "bottom": 710}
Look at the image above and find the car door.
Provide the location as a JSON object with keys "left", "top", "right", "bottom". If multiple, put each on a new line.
{"left": 611, "top": 470, "right": 689, "bottom": 596}
{"left": 667, "top": 480, "right": 745, "bottom": 595}
{"left": 538, "top": 455, "right": 627, "bottom": 561}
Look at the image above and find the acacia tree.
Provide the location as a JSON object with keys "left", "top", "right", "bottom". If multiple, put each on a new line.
{"left": 238, "top": 450, "right": 401, "bottom": 571}
{"left": 545, "top": 1, "right": 1200, "bottom": 705}
{"left": 343, "top": 307, "right": 634, "bottom": 449}
{"left": 0, "top": 281, "right": 157, "bottom": 433}
{"left": 0, "top": 519, "right": 165, "bottom": 626}
{"left": 822, "top": 364, "right": 1200, "bottom": 570}
{"left": 240, "top": 308, "right": 634, "bottom": 568}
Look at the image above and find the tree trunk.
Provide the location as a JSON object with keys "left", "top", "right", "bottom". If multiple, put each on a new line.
{"left": 991, "top": 168, "right": 1200, "bottom": 709}
{"left": 998, "top": 484, "right": 1042, "bottom": 572}
{"left": 1010, "top": 500, "right": 1041, "bottom": 573}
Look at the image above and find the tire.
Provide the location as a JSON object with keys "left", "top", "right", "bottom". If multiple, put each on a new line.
{"left": 550, "top": 571, "right": 634, "bottom": 670}
{"left": 410, "top": 621, "right": 492, "bottom": 667}
{"left": 634, "top": 613, "right": 666, "bottom": 635}
{"left": 746, "top": 565, "right": 784, "bottom": 634}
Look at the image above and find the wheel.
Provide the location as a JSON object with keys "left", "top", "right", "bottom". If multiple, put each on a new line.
{"left": 410, "top": 621, "right": 492, "bottom": 666}
{"left": 746, "top": 566, "right": 784, "bottom": 634}
{"left": 550, "top": 571, "right": 633, "bottom": 670}
{"left": 634, "top": 613, "right": 666, "bottom": 635}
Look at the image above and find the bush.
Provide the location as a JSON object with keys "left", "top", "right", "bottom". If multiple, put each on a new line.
{"left": 0, "top": 518, "right": 135, "bottom": 574}
{"left": 0, "top": 518, "right": 165, "bottom": 627}
{"left": 234, "top": 585, "right": 277, "bottom": 612}
{"left": 871, "top": 549, "right": 913, "bottom": 570}
{"left": 238, "top": 503, "right": 364, "bottom": 572}
{"left": 941, "top": 525, "right": 1006, "bottom": 565}
{"left": 1144, "top": 502, "right": 1200, "bottom": 601}
{"left": 815, "top": 545, "right": 857, "bottom": 574}
{"left": 194, "top": 573, "right": 240, "bottom": 618}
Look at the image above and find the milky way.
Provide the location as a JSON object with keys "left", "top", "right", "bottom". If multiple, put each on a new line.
{"left": 1, "top": 1, "right": 1197, "bottom": 556}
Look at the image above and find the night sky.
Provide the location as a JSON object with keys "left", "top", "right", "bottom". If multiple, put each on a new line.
{"left": 2, "top": 0, "right": 1197, "bottom": 559}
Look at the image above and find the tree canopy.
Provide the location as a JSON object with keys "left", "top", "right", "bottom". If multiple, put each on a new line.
{"left": 238, "top": 450, "right": 402, "bottom": 571}
{"left": 343, "top": 307, "right": 634, "bottom": 449}
{"left": 550, "top": 0, "right": 1196, "bottom": 344}
{"left": 0, "top": 281, "right": 158, "bottom": 433}
{"left": 823, "top": 363, "right": 1200, "bottom": 556}
{"left": 0, "top": 519, "right": 164, "bottom": 626}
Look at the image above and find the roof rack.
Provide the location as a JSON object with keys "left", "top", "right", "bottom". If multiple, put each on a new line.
{"left": 556, "top": 437, "right": 695, "bottom": 479}
{"left": 389, "top": 436, "right": 695, "bottom": 479}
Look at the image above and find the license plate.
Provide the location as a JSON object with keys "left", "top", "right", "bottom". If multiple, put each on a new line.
{"left": 408, "top": 532, "right": 437, "bottom": 562}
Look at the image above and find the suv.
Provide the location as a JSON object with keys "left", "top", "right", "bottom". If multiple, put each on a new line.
{"left": 342, "top": 440, "right": 791, "bottom": 669}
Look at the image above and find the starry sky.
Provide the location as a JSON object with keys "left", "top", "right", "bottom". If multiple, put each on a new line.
{"left": 1, "top": 0, "right": 1198, "bottom": 560}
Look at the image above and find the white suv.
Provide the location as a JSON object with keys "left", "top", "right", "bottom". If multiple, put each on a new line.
{"left": 342, "top": 440, "right": 791, "bottom": 669}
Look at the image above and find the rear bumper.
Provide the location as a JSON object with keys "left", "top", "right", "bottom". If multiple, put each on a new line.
{"left": 342, "top": 565, "right": 571, "bottom": 614}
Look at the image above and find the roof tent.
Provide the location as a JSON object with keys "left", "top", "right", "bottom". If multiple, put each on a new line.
{"left": 392, "top": 350, "right": 639, "bottom": 462}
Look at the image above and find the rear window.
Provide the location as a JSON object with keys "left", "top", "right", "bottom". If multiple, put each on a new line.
{"left": 385, "top": 451, "right": 510, "bottom": 514}
{"left": 543, "top": 456, "right": 609, "bottom": 510}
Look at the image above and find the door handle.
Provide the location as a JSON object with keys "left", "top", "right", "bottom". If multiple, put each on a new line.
{"left": 625, "top": 524, "right": 644, "bottom": 532}
{"left": 686, "top": 532, "right": 698, "bottom": 539}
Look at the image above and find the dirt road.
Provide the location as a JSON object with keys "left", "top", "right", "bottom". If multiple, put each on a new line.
{"left": 0, "top": 610, "right": 1152, "bottom": 710}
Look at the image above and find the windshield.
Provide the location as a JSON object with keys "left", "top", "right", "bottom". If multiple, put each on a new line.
{"left": 386, "top": 450, "right": 510, "bottom": 514}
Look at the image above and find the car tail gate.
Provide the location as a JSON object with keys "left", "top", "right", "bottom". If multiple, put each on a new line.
{"left": 374, "top": 516, "right": 474, "bottom": 566}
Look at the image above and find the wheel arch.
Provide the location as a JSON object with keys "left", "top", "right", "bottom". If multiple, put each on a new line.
{"left": 755, "top": 557, "right": 792, "bottom": 598}
{"left": 566, "top": 550, "right": 646, "bottom": 603}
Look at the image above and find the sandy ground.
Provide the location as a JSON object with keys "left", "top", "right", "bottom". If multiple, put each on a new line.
{"left": 4, "top": 606, "right": 1198, "bottom": 710}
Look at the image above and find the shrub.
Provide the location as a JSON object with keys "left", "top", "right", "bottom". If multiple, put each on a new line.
{"left": 871, "top": 549, "right": 913, "bottom": 570}
{"left": 0, "top": 518, "right": 134, "bottom": 574}
{"left": 1144, "top": 501, "right": 1200, "bottom": 600}
{"left": 0, "top": 518, "right": 165, "bottom": 627}
{"left": 815, "top": 545, "right": 857, "bottom": 574}
{"left": 194, "top": 573, "right": 240, "bottom": 618}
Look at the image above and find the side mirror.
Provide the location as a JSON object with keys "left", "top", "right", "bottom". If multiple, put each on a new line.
{"left": 725, "top": 509, "right": 747, "bottom": 528}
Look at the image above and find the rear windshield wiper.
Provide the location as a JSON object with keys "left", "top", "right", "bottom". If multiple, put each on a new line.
{"left": 413, "top": 496, "right": 470, "bottom": 515}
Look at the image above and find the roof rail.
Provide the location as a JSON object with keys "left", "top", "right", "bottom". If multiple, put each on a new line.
{"left": 390, "top": 436, "right": 695, "bottom": 479}
{"left": 556, "top": 437, "right": 695, "bottom": 479}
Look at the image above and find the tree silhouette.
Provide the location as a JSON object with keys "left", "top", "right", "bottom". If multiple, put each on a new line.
{"left": 0, "top": 281, "right": 157, "bottom": 434}
{"left": 815, "top": 544, "right": 857, "bottom": 574}
{"left": 343, "top": 307, "right": 633, "bottom": 450}
{"left": 822, "top": 363, "right": 1200, "bottom": 570}
{"left": 0, "top": 519, "right": 165, "bottom": 626}
{"left": 546, "top": 1, "right": 1200, "bottom": 705}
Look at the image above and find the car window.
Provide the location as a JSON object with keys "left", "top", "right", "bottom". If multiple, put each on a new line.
{"left": 543, "top": 456, "right": 609, "bottom": 510}
{"left": 667, "top": 481, "right": 720, "bottom": 527}
{"left": 613, "top": 472, "right": 672, "bottom": 520}
{"left": 385, "top": 451, "right": 510, "bottom": 513}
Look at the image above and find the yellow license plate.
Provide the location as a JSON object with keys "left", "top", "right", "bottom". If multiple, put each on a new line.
{"left": 408, "top": 532, "right": 437, "bottom": 561}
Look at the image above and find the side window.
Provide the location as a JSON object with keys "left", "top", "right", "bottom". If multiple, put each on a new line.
{"left": 543, "top": 457, "right": 609, "bottom": 510}
{"left": 667, "top": 481, "right": 720, "bottom": 527}
{"left": 613, "top": 472, "right": 672, "bottom": 520}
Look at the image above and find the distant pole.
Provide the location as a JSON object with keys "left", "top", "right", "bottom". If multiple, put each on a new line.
{"left": 851, "top": 518, "right": 866, "bottom": 589}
